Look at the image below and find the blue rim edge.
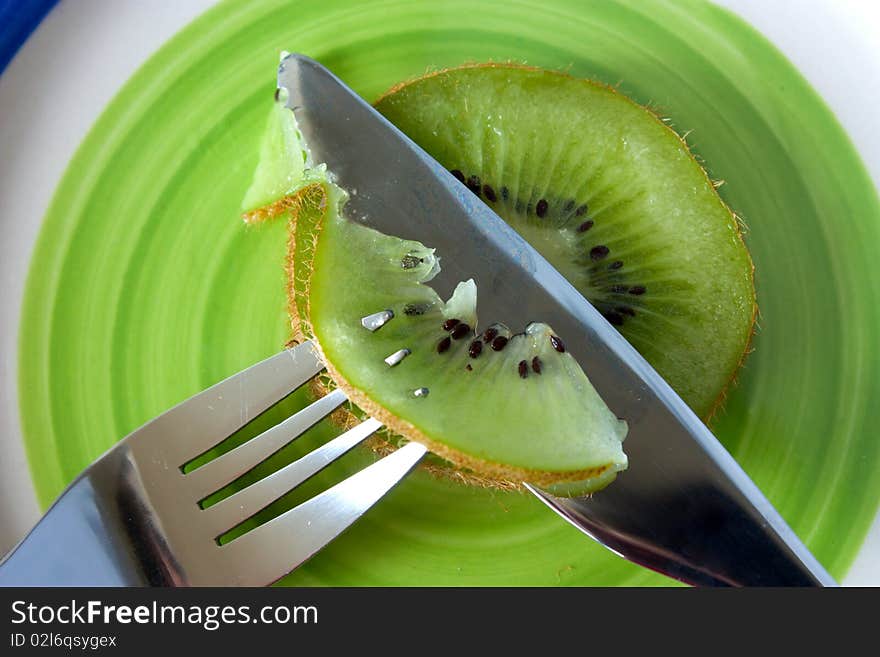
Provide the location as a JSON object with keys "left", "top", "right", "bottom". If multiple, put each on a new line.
{"left": 0, "top": 0, "right": 59, "bottom": 75}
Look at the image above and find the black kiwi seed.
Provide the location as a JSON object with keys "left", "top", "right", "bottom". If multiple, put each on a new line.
{"left": 468, "top": 339, "right": 483, "bottom": 358}
{"left": 609, "top": 260, "right": 624, "bottom": 270}
{"left": 501, "top": 186, "right": 509, "bottom": 200}
{"left": 403, "top": 303, "right": 430, "bottom": 316}
{"left": 629, "top": 285, "right": 647, "bottom": 296}
{"left": 550, "top": 335, "right": 566, "bottom": 352}
{"left": 450, "top": 169, "right": 465, "bottom": 183}
{"left": 577, "top": 220, "right": 594, "bottom": 233}
{"left": 590, "top": 245, "right": 610, "bottom": 261}
{"left": 482, "top": 184, "right": 497, "bottom": 202}
{"left": 604, "top": 311, "right": 625, "bottom": 326}
{"left": 531, "top": 356, "right": 542, "bottom": 374}
{"left": 616, "top": 305, "right": 636, "bottom": 317}
{"left": 451, "top": 323, "right": 471, "bottom": 340}
{"left": 518, "top": 360, "right": 529, "bottom": 378}
{"left": 465, "top": 364, "right": 473, "bottom": 371}
{"left": 483, "top": 327, "right": 498, "bottom": 342}
{"left": 442, "top": 318, "right": 460, "bottom": 331}
{"left": 491, "top": 335, "right": 509, "bottom": 351}
{"left": 466, "top": 175, "right": 482, "bottom": 195}
{"left": 437, "top": 336, "right": 451, "bottom": 353}
{"left": 575, "top": 203, "right": 589, "bottom": 216}
{"left": 536, "top": 199, "right": 549, "bottom": 218}
{"left": 563, "top": 199, "right": 576, "bottom": 213}
{"left": 401, "top": 254, "right": 424, "bottom": 269}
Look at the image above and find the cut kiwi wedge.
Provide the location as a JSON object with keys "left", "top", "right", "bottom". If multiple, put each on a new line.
{"left": 242, "top": 98, "right": 628, "bottom": 493}
{"left": 375, "top": 64, "right": 757, "bottom": 419}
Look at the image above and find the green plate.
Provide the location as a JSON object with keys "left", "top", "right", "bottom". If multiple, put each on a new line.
{"left": 19, "top": 0, "right": 880, "bottom": 585}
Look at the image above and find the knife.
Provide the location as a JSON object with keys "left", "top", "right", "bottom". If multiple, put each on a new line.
{"left": 277, "top": 53, "right": 836, "bottom": 586}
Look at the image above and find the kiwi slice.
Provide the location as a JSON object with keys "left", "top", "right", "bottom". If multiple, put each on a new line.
{"left": 375, "top": 64, "right": 757, "bottom": 419}
{"left": 242, "top": 99, "right": 628, "bottom": 493}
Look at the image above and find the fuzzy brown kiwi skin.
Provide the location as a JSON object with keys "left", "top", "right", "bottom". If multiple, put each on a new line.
{"left": 375, "top": 62, "right": 758, "bottom": 424}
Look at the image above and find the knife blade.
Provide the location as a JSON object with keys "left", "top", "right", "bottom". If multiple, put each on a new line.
{"left": 277, "top": 53, "right": 835, "bottom": 586}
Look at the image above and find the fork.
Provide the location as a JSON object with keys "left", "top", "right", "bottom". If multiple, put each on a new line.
{"left": 0, "top": 341, "right": 426, "bottom": 586}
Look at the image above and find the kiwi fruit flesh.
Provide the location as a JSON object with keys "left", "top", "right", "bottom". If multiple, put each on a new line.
{"left": 375, "top": 64, "right": 757, "bottom": 419}
{"left": 242, "top": 99, "right": 628, "bottom": 493}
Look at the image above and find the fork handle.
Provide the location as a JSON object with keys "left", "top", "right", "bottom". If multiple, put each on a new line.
{"left": 0, "top": 450, "right": 178, "bottom": 586}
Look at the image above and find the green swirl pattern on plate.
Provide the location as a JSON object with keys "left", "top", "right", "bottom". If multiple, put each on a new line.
{"left": 18, "top": 0, "right": 880, "bottom": 584}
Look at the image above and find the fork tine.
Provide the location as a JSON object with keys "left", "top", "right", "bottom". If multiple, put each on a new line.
{"left": 201, "top": 417, "right": 383, "bottom": 535}
{"left": 184, "top": 389, "right": 347, "bottom": 500}
{"left": 126, "top": 341, "right": 324, "bottom": 464}
{"left": 217, "top": 441, "right": 427, "bottom": 586}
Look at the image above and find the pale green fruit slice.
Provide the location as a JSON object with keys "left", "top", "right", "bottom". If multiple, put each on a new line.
{"left": 242, "top": 93, "right": 628, "bottom": 491}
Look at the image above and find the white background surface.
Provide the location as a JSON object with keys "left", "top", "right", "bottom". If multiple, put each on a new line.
{"left": 0, "top": 0, "right": 878, "bottom": 584}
